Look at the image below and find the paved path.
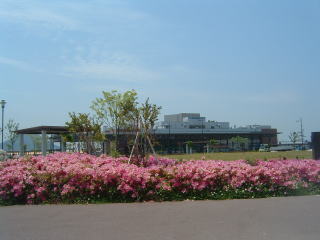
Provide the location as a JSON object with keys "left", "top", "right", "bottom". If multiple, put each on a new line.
{"left": 1, "top": 195, "right": 320, "bottom": 240}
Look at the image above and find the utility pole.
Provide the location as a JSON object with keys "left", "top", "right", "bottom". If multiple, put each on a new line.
{"left": 201, "top": 118, "right": 204, "bottom": 153}
{"left": 297, "top": 118, "right": 304, "bottom": 149}
{"left": 168, "top": 120, "right": 171, "bottom": 154}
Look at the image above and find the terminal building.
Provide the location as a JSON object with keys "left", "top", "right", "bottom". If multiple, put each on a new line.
{"left": 12, "top": 113, "right": 278, "bottom": 156}
{"left": 151, "top": 113, "right": 278, "bottom": 153}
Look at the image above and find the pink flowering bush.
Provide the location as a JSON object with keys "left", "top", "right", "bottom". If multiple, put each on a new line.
{"left": 0, "top": 153, "right": 319, "bottom": 205}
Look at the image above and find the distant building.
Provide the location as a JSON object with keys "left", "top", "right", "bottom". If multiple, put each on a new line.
{"left": 108, "top": 113, "right": 279, "bottom": 154}
{"left": 160, "top": 113, "right": 230, "bottom": 130}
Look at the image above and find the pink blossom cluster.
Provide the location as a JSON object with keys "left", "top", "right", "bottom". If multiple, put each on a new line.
{"left": 0, "top": 153, "right": 319, "bottom": 204}
{"left": 165, "top": 159, "right": 320, "bottom": 192}
{"left": 144, "top": 155, "right": 177, "bottom": 167}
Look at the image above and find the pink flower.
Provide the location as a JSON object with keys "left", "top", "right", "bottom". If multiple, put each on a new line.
{"left": 0, "top": 153, "right": 319, "bottom": 204}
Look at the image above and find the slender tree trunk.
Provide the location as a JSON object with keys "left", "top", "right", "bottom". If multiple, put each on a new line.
{"left": 115, "top": 126, "right": 119, "bottom": 153}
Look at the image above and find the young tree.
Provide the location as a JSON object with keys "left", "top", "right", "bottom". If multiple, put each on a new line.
{"left": 65, "top": 112, "right": 105, "bottom": 154}
{"left": 61, "top": 133, "right": 77, "bottom": 152}
{"left": 131, "top": 98, "right": 161, "bottom": 161}
{"left": 5, "top": 119, "right": 19, "bottom": 152}
{"left": 208, "top": 138, "right": 218, "bottom": 152}
{"left": 230, "top": 136, "right": 248, "bottom": 151}
{"left": 186, "top": 141, "right": 193, "bottom": 154}
{"left": 30, "top": 135, "right": 42, "bottom": 154}
{"left": 91, "top": 90, "right": 138, "bottom": 153}
{"left": 91, "top": 90, "right": 161, "bottom": 162}
{"left": 289, "top": 131, "right": 299, "bottom": 148}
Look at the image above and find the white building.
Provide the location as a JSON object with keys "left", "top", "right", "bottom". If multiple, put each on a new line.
{"left": 157, "top": 113, "right": 270, "bottom": 133}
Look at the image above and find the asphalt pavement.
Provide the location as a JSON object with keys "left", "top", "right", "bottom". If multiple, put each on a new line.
{"left": 1, "top": 195, "right": 320, "bottom": 240}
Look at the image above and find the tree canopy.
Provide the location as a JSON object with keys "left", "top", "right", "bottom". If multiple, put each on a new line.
{"left": 65, "top": 112, "right": 104, "bottom": 154}
{"left": 91, "top": 90, "right": 138, "bottom": 153}
{"left": 91, "top": 90, "right": 161, "bottom": 160}
{"left": 5, "top": 119, "right": 19, "bottom": 152}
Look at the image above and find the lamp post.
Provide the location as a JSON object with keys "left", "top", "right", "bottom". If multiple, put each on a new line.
{"left": 1, "top": 100, "right": 6, "bottom": 150}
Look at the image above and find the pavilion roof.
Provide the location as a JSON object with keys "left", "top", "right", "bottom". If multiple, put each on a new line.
{"left": 15, "top": 126, "right": 68, "bottom": 134}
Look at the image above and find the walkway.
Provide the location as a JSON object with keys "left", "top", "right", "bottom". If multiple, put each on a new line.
{"left": 1, "top": 195, "right": 319, "bottom": 240}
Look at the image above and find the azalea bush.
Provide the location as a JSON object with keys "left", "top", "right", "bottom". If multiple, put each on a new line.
{"left": 0, "top": 153, "right": 319, "bottom": 205}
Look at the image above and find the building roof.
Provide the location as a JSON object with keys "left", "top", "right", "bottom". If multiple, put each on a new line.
{"left": 15, "top": 126, "right": 68, "bottom": 134}
{"left": 153, "top": 128, "right": 279, "bottom": 135}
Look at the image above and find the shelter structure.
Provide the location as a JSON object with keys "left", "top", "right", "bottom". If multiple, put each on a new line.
{"left": 16, "top": 126, "right": 68, "bottom": 156}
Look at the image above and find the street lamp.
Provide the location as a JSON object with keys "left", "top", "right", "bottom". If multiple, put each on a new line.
{"left": 1, "top": 100, "right": 6, "bottom": 150}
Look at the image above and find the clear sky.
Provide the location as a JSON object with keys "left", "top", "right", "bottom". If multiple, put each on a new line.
{"left": 1, "top": 0, "right": 319, "bottom": 141}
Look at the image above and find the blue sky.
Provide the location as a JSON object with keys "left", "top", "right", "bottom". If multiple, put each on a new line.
{"left": 0, "top": 0, "right": 319, "bottom": 141}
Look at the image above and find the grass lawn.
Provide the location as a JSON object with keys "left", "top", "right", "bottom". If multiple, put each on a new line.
{"left": 162, "top": 150, "right": 313, "bottom": 163}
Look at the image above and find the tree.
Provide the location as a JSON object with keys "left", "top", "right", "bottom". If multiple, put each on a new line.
{"left": 208, "top": 138, "right": 218, "bottom": 152}
{"left": 130, "top": 98, "right": 162, "bottom": 161}
{"left": 30, "top": 135, "right": 42, "bottom": 154}
{"left": 65, "top": 112, "right": 105, "bottom": 154}
{"left": 288, "top": 131, "right": 299, "bottom": 148}
{"left": 230, "top": 136, "right": 248, "bottom": 151}
{"left": 5, "top": 119, "right": 19, "bottom": 152}
{"left": 186, "top": 141, "right": 193, "bottom": 154}
{"left": 91, "top": 90, "right": 161, "bottom": 162}
{"left": 91, "top": 90, "right": 138, "bottom": 153}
